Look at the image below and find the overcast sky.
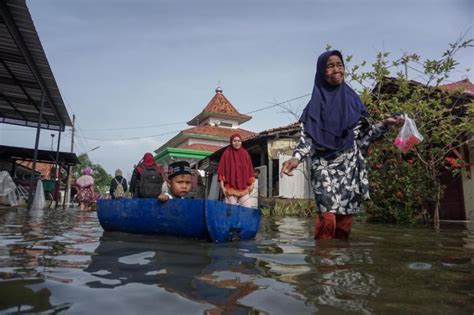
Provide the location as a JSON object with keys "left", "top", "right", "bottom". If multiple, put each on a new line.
{"left": 0, "top": 0, "right": 472, "bottom": 177}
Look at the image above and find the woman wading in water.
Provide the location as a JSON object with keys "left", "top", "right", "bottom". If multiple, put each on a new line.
{"left": 281, "top": 50, "right": 403, "bottom": 240}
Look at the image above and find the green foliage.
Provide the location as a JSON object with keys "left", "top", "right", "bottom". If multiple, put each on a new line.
{"left": 364, "top": 143, "right": 434, "bottom": 224}
{"left": 344, "top": 35, "right": 474, "bottom": 224}
{"left": 73, "top": 153, "right": 112, "bottom": 193}
{"left": 261, "top": 199, "right": 316, "bottom": 217}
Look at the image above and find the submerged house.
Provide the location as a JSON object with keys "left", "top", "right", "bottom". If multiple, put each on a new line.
{"left": 377, "top": 77, "right": 474, "bottom": 220}
{"left": 439, "top": 78, "right": 474, "bottom": 220}
{"left": 199, "top": 122, "right": 312, "bottom": 201}
{"left": 201, "top": 78, "right": 473, "bottom": 220}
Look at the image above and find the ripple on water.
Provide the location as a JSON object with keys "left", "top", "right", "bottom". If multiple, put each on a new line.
{"left": 244, "top": 253, "right": 307, "bottom": 265}
{"left": 118, "top": 251, "right": 155, "bottom": 265}
{"left": 408, "top": 262, "right": 432, "bottom": 270}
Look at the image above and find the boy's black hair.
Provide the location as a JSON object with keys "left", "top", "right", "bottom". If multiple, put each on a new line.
{"left": 168, "top": 161, "right": 192, "bottom": 179}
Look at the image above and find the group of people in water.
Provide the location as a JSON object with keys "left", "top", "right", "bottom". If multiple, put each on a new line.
{"left": 75, "top": 49, "right": 404, "bottom": 241}
{"left": 74, "top": 132, "right": 256, "bottom": 210}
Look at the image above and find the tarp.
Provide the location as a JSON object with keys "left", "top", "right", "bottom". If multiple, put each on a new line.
{"left": 0, "top": 171, "right": 18, "bottom": 206}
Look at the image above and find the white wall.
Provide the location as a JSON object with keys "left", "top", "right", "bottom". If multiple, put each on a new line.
{"left": 463, "top": 143, "right": 474, "bottom": 219}
{"left": 180, "top": 138, "right": 228, "bottom": 147}
{"left": 278, "top": 154, "right": 312, "bottom": 199}
{"left": 207, "top": 117, "right": 239, "bottom": 128}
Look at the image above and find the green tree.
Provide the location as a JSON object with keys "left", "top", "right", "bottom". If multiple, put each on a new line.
{"left": 342, "top": 36, "right": 474, "bottom": 228}
{"left": 73, "top": 153, "right": 112, "bottom": 193}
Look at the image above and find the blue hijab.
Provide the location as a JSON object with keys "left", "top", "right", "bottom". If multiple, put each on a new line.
{"left": 300, "top": 50, "right": 367, "bottom": 151}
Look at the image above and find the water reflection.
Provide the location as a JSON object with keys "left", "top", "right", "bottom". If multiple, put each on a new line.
{"left": 84, "top": 232, "right": 317, "bottom": 314}
{"left": 303, "top": 241, "right": 380, "bottom": 315}
{"left": 0, "top": 206, "right": 473, "bottom": 314}
{"left": 0, "top": 279, "right": 53, "bottom": 313}
{"left": 0, "top": 207, "right": 99, "bottom": 313}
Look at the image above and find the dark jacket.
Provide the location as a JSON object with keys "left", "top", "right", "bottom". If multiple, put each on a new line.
{"left": 129, "top": 169, "right": 140, "bottom": 197}
{"left": 109, "top": 176, "right": 128, "bottom": 198}
{"left": 129, "top": 166, "right": 163, "bottom": 198}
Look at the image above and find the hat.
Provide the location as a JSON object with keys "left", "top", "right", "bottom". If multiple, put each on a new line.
{"left": 115, "top": 169, "right": 122, "bottom": 177}
{"left": 83, "top": 166, "right": 93, "bottom": 176}
{"left": 168, "top": 161, "right": 192, "bottom": 179}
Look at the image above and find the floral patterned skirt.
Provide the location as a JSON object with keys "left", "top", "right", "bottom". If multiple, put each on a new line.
{"left": 310, "top": 147, "right": 369, "bottom": 215}
{"left": 76, "top": 187, "right": 94, "bottom": 205}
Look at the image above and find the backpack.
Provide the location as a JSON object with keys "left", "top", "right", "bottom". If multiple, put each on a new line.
{"left": 113, "top": 177, "right": 125, "bottom": 198}
{"left": 139, "top": 166, "right": 163, "bottom": 198}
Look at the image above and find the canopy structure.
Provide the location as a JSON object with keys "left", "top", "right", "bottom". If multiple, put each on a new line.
{"left": 0, "top": 0, "right": 72, "bottom": 131}
{"left": 0, "top": 1, "right": 75, "bottom": 208}
{"left": 0, "top": 145, "right": 78, "bottom": 166}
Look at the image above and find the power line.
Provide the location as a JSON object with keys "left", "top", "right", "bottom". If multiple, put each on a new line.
{"left": 74, "top": 130, "right": 180, "bottom": 142}
{"left": 244, "top": 94, "right": 311, "bottom": 114}
{"left": 80, "top": 121, "right": 187, "bottom": 132}
{"left": 0, "top": 93, "right": 311, "bottom": 142}
{"left": 70, "top": 93, "right": 312, "bottom": 133}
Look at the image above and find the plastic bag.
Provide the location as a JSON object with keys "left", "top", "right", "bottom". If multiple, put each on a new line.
{"left": 393, "top": 114, "right": 424, "bottom": 153}
{"left": 31, "top": 179, "right": 46, "bottom": 210}
{"left": 0, "top": 171, "right": 18, "bottom": 206}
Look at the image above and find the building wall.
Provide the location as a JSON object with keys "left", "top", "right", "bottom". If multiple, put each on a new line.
{"left": 178, "top": 138, "right": 228, "bottom": 148}
{"left": 268, "top": 138, "right": 297, "bottom": 159}
{"left": 204, "top": 117, "right": 239, "bottom": 128}
{"left": 265, "top": 138, "right": 313, "bottom": 199}
{"left": 463, "top": 144, "right": 474, "bottom": 220}
{"left": 278, "top": 154, "right": 312, "bottom": 199}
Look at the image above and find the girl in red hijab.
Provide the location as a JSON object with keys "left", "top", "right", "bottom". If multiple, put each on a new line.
{"left": 217, "top": 133, "right": 255, "bottom": 207}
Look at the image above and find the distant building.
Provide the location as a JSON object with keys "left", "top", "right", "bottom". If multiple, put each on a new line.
{"left": 379, "top": 77, "right": 474, "bottom": 220}
{"left": 199, "top": 122, "right": 311, "bottom": 201}
{"left": 154, "top": 87, "right": 256, "bottom": 169}
{"left": 439, "top": 78, "right": 474, "bottom": 219}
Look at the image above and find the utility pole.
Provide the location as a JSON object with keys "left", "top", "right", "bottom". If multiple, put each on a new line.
{"left": 65, "top": 114, "right": 75, "bottom": 207}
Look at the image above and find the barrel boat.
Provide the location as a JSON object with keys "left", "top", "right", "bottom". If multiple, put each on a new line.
{"left": 96, "top": 198, "right": 262, "bottom": 243}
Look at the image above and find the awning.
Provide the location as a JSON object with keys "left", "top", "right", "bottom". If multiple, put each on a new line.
{"left": 0, "top": 145, "right": 79, "bottom": 166}
{"left": 0, "top": 0, "right": 72, "bottom": 131}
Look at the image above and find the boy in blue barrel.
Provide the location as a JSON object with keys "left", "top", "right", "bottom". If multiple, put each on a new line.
{"left": 158, "top": 161, "right": 193, "bottom": 202}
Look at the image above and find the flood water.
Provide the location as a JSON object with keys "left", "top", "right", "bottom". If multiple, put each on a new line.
{"left": 0, "top": 206, "right": 472, "bottom": 314}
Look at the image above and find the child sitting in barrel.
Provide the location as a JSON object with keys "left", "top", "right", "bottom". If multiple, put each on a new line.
{"left": 158, "top": 161, "right": 192, "bottom": 201}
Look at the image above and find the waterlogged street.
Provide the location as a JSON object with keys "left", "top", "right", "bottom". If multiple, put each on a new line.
{"left": 0, "top": 206, "right": 473, "bottom": 314}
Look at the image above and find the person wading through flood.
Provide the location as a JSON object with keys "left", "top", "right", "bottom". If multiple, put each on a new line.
{"left": 217, "top": 133, "right": 255, "bottom": 208}
{"left": 130, "top": 153, "right": 164, "bottom": 198}
{"left": 75, "top": 166, "right": 95, "bottom": 211}
{"left": 280, "top": 50, "right": 403, "bottom": 240}
{"left": 110, "top": 169, "right": 128, "bottom": 199}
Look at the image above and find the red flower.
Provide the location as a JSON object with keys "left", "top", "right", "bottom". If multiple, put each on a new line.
{"left": 444, "top": 157, "right": 461, "bottom": 168}
{"left": 395, "top": 191, "right": 403, "bottom": 198}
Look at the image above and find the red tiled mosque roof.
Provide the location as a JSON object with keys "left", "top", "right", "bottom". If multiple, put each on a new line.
{"left": 440, "top": 78, "right": 474, "bottom": 95}
{"left": 182, "top": 125, "right": 255, "bottom": 140}
{"left": 187, "top": 88, "right": 251, "bottom": 125}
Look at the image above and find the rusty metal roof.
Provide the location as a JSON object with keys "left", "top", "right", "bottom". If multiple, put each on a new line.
{"left": 0, "top": 144, "right": 79, "bottom": 165}
{"left": 0, "top": 0, "right": 72, "bottom": 131}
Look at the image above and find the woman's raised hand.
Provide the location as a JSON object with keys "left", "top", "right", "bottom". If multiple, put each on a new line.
{"left": 280, "top": 158, "right": 300, "bottom": 177}
{"left": 383, "top": 116, "right": 404, "bottom": 127}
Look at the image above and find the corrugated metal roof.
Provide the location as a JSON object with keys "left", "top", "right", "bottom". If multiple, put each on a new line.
{"left": 0, "top": 0, "right": 72, "bottom": 131}
{"left": 0, "top": 144, "right": 79, "bottom": 165}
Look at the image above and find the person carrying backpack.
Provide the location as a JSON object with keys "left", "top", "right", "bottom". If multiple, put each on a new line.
{"left": 110, "top": 169, "right": 128, "bottom": 199}
{"left": 130, "top": 153, "right": 164, "bottom": 198}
